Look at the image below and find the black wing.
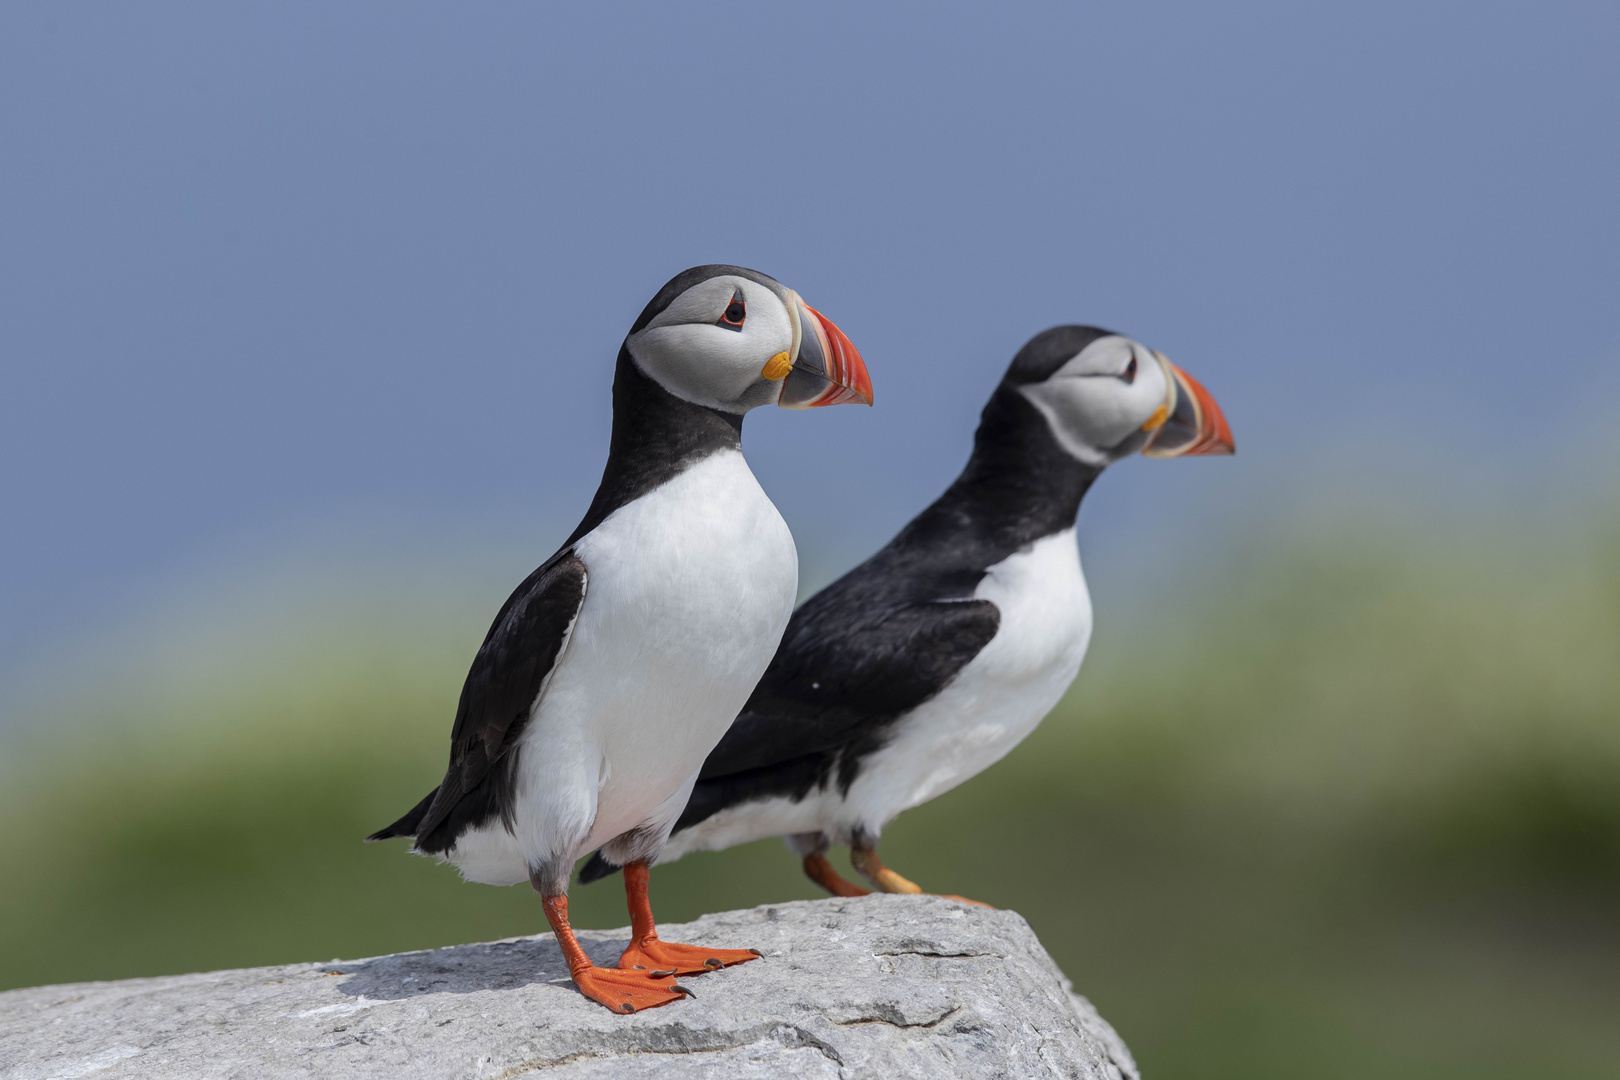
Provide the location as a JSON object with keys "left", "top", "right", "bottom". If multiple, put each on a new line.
{"left": 367, "top": 550, "right": 588, "bottom": 852}
{"left": 672, "top": 581, "right": 1000, "bottom": 832}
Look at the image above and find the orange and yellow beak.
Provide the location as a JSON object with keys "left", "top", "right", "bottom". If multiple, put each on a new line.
{"left": 1141, "top": 352, "right": 1234, "bottom": 458}
{"left": 774, "top": 291, "right": 874, "bottom": 409}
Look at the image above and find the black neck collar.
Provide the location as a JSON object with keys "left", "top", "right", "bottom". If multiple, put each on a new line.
{"left": 563, "top": 348, "right": 744, "bottom": 548}
{"left": 894, "top": 382, "right": 1102, "bottom": 557}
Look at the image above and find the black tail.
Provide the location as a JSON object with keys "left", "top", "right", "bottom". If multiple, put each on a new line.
{"left": 365, "top": 787, "right": 439, "bottom": 843}
{"left": 579, "top": 850, "right": 620, "bottom": 883}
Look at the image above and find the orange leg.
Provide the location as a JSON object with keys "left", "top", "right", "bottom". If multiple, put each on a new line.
{"left": 803, "top": 852, "right": 870, "bottom": 897}
{"left": 615, "top": 861, "right": 762, "bottom": 976}
{"left": 851, "top": 845, "right": 994, "bottom": 908}
{"left": 541, "top": 894, "right": 693, "bottom": 1013}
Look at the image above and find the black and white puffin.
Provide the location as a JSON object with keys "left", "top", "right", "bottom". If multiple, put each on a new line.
{"left": 368, "top": 265, "right": 873, "bottom": 1012}
{"left": 582, "top": 325, "right": 1230, "bottom": 900}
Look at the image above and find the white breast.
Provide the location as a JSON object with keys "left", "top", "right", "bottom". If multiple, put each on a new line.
{"left": 838, "top": 527, "right": 1091, "bottom": 836}
{"left": 446, "top": 449, "right": 797, "bottom": 885}
{"left": 661, "top": 526, "right": 1093, "bottom": 863}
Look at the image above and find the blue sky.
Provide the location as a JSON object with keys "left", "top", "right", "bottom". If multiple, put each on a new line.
{"left": 2, "top": 2, "right": 1617, "bottom": 708}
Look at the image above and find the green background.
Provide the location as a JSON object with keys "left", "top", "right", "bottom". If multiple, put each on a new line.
{"left": 3, "top": 509, "right": 1617, "bottom": 1079}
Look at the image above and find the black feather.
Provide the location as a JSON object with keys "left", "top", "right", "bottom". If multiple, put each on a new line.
{"left": 405, "top": 551, "right": 588, "bottom": 854}
{"left": 365, "top": 786, "right": 438, "bottom": 843}
{"left": 579, "top": 851, "right": 620, "bottom": 883}
{"left": 672, "top": 333, "right": 1108, "bottom": 835}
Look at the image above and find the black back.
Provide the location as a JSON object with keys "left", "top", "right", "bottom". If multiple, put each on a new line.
{"left": 667, "top": 327, "right": 1113, "bottom": 840}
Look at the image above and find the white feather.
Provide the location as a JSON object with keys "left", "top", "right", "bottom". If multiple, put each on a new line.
{"left": 443, "top": 449, "right": 797, "bottom": 885}
{"left": 662, "top": 527, "right": 1090, "bottom": 859}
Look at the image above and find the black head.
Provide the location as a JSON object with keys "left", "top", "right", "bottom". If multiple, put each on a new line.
{"left": 1003, "top": 325, "right": 1122, "bottom": 386}
{"left": 623, "top": 265, "right": 873, "bottom": 414}
{"left": 1004, "top": 325, "right": 1234, "bottom": 465}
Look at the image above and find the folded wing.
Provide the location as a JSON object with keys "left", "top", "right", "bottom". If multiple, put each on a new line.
{"left": 367, "top": 551, "right": 588, "bottom": 853}
{"left": 676, "top": 588, "right": 1001, "bottom": 831}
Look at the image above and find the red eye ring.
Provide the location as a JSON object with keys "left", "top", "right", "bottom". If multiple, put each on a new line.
{"left": 1122, "top": 355, "right": 1137, "bottom": 384}
{"left": 717, "top": 289, "right": 746, "bottom": 330}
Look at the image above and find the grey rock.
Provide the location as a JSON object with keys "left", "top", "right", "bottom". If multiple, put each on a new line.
{"left": 0, "top": 895, "right": 1137, "bottom": 1080}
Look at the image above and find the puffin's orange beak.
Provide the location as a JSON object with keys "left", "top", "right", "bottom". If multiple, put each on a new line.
{"left": 776, "top": 292, "right": 874, "bottom": 409}
{"left": 1142, "top": 353, "right": 1234, "bottom": 458}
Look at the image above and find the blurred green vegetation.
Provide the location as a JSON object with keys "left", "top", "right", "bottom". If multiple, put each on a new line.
{"left": 2, "top": 513, "right": 1617, "bottom": 1079}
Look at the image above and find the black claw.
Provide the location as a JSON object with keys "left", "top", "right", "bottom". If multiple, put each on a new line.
{"left": 621, "top": 1002, "right": 635, "bottom": 1013}
{"left": 672, "top": 983, "right": 695, "bottom": 998}
{"left": 748, "top": 949, "right": 762, "bottom": 957}
{"left": 650, "top": 968, "right": 678, "bottom": 978}
{"left": 704, "top": 957, "right": 723, "bottom": 968}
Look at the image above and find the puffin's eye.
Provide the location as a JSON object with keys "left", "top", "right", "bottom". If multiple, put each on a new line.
{"left": 717, "top": 291, "right": 746, "bottom": 331}
{"left": 1121, "top": 355, "right": 1138, "bottom": 384}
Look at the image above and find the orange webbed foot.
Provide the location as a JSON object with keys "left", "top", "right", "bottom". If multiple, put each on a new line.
{"left": 618, "top": 938, "right": 761, "bottom": 977}
{"left": 615, "top": 861, "right": 762, "bottom": 975}
{"left": 570, "top": 964, "right": 695, "bottom": 1013}
{"left": 539, "top": 892, "right": 696, "bottom": 1014}
{"left": 850, "top": 846, "right": 994, "bottom": 907}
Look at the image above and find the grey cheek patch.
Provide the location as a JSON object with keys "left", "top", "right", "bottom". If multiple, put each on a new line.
{"left": 1105, "top": 428, "right": 1155, "bottom": 458}
{"left": 1016, "top": 382, "right": 1110, "bottom": 467}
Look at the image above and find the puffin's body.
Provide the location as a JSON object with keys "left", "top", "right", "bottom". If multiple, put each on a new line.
{"left": 369, "top": 265, "right": 872, "bottom": 1011}
{"left": 662, "top": 525, "right": 1093, "bottom": 866}
{"left": 430, "top": 432, "right": 798, "bottom": 890}
{"left": 584, "top": 325, "right": 1231, "bottom": 899}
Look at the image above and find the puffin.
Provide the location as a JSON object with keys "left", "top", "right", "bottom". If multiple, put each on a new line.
{"left": 367, "top": 265, "right": 873, "bottom": 1013}
{"left": 581, "top": 325, "right": 1230, "bottom": 900}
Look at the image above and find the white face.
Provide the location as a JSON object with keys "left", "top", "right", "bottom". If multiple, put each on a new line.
{"left": 624, "top": 275, "right": 796, "bottom": 413}
{"left": 1018, "top": 335, "right": 1171, "bottom": 466}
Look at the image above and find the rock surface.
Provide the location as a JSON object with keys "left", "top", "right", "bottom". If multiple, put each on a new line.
{"left": 0, "top": 895, "right": 1136, "bottom": 1080}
